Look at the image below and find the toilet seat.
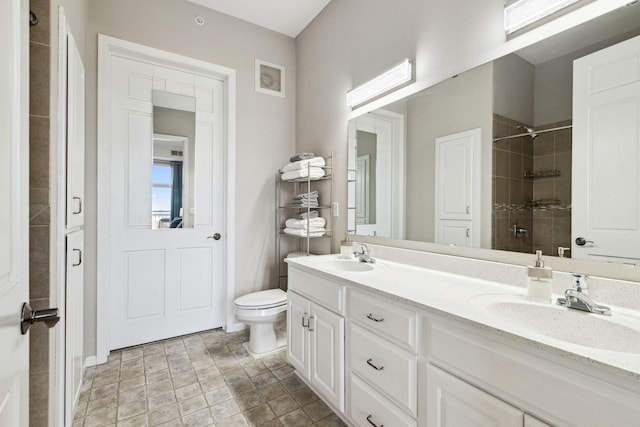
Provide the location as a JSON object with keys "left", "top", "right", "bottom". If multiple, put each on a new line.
{"left": 234, "top": 289, "right": 287, "bottom": 310}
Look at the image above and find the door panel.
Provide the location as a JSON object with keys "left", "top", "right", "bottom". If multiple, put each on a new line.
{"left": 125, "top": 250, "right": 166, "bottom": 319}
{"left": 65, "top": 231, "right": 84, "bottom": 421}
{"left": 310, "top": 303, "right": 344, "bottom": 411}
{"left": 287, "top": 291, "right": 310, "bottom": 375}
{"left": 573, "top": 34, "right": 640, "bottom": 263}
{"left": 66, "top": 33, "right": 85, "bottom": 229}
{"left": 178, "top": 247, "right": 212, "bottom": 311}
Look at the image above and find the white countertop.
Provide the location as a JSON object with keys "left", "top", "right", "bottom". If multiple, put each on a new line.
{"left": 286, "top": 254, "right": 640, "bottom": 383}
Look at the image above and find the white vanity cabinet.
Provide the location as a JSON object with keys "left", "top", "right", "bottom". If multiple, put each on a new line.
{"left": 346, "top": 289, "right": 419, "bottom": 427}
{"left": 287, "top": 268, "right": 345, "bottom": 411}
{"left": 426, "top": 364, "right": 523, "bottom": 427}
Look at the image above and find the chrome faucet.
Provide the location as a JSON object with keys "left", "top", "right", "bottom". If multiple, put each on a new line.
{"left": 556, "top": 273, "right": 611, "bottom": 316}
{"left": 354, "top": 243, "right": 376, "bottom": 263}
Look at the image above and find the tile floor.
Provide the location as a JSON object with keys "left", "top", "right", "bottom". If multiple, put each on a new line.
{"left": 72, "top": 328, "right": 347, "bottom": 427}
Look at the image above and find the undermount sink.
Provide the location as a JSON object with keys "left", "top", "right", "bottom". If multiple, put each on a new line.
{"left": 474, "top": 295, "right": 640, "bottom": 354}
{"left": 318, "top": 259, "right": 378, "bottom": 272}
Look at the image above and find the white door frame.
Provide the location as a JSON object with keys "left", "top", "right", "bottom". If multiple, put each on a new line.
{"left": 96, "top": 35, "right": 237, "bottom": 364}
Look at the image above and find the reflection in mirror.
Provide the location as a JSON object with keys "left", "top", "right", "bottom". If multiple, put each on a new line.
{"left": 347, "top": 3, "right": 640, "bottom": 264}
{"left": 152, "top": 91, "right": 196, "bottom": 229}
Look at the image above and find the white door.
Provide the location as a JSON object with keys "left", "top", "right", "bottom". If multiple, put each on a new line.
{"left": 66, "top": 32, "right": 85, "bottom": 229}
{"left": 427, "top": 365, "right": 523, "bottom": 427}
{"left": 309, "top": 303, "right": 344, "bottom": 411}
{"left": 0, "top": 0, "right": 29, "bottom": 425}
{"left": 435, "top": 129, "right": 481, "bottom": 247}
{"left": 573, "top": 35, "right": 640, "bottom": 264}
{"left": 355, "top": 155, "right": 370, "bottom": 225}
{"left": 108, "top": 55, "right": 226, "bottom": 349}
{"left": 65, "top": 231, "right": 84, "bottom": 422}
{"left": 287, "top": 291, "right": 310, "bottom": 375}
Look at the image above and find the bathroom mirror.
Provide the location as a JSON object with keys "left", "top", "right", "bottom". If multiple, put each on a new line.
{"left": 152, "top": 91, "right": 196, "bottom": 229}
{"left": 347, "top": 3, "right": 640, "bottom": 264}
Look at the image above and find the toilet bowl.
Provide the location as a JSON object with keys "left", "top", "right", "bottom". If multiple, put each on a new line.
{"left": 234, "top": 288, "right": 287, "bottom": 354}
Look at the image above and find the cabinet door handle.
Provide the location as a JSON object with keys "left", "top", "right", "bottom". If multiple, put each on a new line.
{"left": 308, "top": 316, "right": 315, "bottom": 332}
{"left": 366, "top": 415, "right": 383, "bottom": 427}
{"left": 366, "top": 313, "right": 384, "bottom": 322}
{"left": 466, "top": 205, "right": 470, "bottom": 215}
{"left": 72, "top": 196, "right": 82, "bottom": 214}
{"left": 466, "top": 228, "right": 471, "bottom": 238}
{"left": 366, "top": 358, "right": 384, "bottom": 371}
{"left": 302, "top": 313, "right": 308, "bottom": 328}
{"left": 72, "top": 248, "right": 82, "bottom": 266}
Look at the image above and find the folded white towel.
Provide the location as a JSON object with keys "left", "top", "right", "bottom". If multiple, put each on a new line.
{"left": 282, "top": 157, "right": 326, "bottom": 173}
{"left": 285, "top": 217, "right": 326, "bottom": 229}
{"left": 284, "top": 228, "right": 327, "bottom": 237}
{"left": 281, "top": 167, "right": 325, "bottom": 181}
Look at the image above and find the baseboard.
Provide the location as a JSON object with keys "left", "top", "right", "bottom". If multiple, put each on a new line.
{"left": 225, "top": 322, "right": 246, "bottom": 333}
{"left": 84, "top": 355, "right": 98, "bottom": 368}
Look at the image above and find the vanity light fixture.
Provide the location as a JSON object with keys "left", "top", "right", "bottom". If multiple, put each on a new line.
{"left": 504, "top": 0, "right": 580, "bottom": 34}
{"left": 347, "top": 59, "right": 412, "bottom": 108}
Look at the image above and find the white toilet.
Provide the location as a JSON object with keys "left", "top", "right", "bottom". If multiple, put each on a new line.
{"left": 234, "top": 288, "right": 288, "bottom": 354}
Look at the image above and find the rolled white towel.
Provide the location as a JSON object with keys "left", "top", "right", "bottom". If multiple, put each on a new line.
{"left": 285, "top": 217, "right": 326, "bottom": 229}
{"left": 281, "top": 167, "right": 325, "bottom": 181}
{"left": 282, "top": 157, "right": 326, "bottom": 173}
{"left": 284, "top": 228, "right": 327, "bottom": 237}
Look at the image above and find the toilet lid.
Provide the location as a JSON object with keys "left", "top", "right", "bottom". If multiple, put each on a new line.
{"left": 235, "top": 289, "right": 287, "bottom": 309}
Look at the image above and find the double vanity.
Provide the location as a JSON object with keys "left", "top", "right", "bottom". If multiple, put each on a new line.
{"left": 285, "top": 245, "right": 640, "bottom": 427}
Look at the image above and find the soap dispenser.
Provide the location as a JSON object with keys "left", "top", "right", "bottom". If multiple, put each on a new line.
{"left": 339, "top": 234, "right": 353, "bottom": 259}
{"left": 527, "top": 250, "right": 553, "bottom": 302}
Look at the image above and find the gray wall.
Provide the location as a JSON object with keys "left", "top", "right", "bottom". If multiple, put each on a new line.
{"left": 85, "top": 0, "right": 296, "bottom": 357}
{"left": 494, "top": 54, "right": 535, "bottom": 126}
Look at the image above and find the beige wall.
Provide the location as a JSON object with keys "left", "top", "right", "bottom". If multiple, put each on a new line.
{"left": 84, "top": 0, "right": 296, "bottom": 357}
{"left": 405, "top": 63, "right": 494, "bottom": 246}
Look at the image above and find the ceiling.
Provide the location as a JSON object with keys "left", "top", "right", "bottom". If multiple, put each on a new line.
{"left": 187, "top": 0, "right": 332, "bottom": 37}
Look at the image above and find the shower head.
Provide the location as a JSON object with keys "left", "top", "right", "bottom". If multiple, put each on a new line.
{"left": 517, "top": 125, "right": 538, "bottom": 140}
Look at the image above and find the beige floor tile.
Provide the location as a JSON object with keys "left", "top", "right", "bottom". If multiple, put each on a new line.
{"left": 267, "top": 395, "right": 298, "bottom": 417}
{"left": 148, "top": 403, "right": 181, "bottom": 426}
{"left": 178, "top": 394, "right": 208, "bottom": 416}
{"left": 148, "top": 391, "right": 177, "bottom": 411}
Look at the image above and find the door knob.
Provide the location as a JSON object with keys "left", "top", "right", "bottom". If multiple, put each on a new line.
{"left": 207, "top": 233, "right": 221, "bottom": 240}
{"left": 20, "top": 302, "right": 60, "bottom": 334}
{"left": 575, "top": 237, "right": 594, "bottom": 246}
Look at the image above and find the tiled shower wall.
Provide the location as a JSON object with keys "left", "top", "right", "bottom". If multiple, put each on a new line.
{"left": 492, "top": 114, "right": 572, "bottom": 257}
{"left": 531, "top": 120, "right": 572, "bottom": 257}
{"left": 29, "top": 0, "right": 52, "bottom": 425}
{"left": 492, "top": 114, "right": 534, "bottom": 254}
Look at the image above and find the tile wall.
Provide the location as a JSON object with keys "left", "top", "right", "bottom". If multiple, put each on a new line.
{"left": 492, "top": 115, "right": 573, "bottom": 257}
{"left": 29, "top": 0, "right": 52, "bottom": 425}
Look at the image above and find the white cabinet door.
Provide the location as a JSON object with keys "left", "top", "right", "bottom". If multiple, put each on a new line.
{"left": 65, "top": 231, "right": 84, "bottom": 421}
{"left": 66, "top": 32, "right": 85, "bottom": 229}
{"left": 427, "top": 364, "right": 523, "bottom": 427}
{"left": 287, "top": 291, "right": 310, "bottom": 376}
{"left": 436, "top": 220, "right": 472, "bottom": 248}
{"left": 310, "top": 303, "right": 345, "bottom": 411}
{"left": 573, "top": 34, "right": 640, "bottom": 264}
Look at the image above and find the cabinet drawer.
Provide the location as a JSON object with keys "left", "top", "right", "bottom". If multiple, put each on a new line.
{"left": 288, "top": 268, "right": 344, "bottom": 314}
{"left": 349, "top": 323, "right": 417, "bottom": 415}
{"left": 349, "top": 289, "right": 417, "bottom": 350}
{"left": 348, "top": 373, "right": 416, "bottom": 427}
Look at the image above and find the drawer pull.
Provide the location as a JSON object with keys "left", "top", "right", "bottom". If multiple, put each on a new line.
{"left": 366, "top": 358, "right": 384, "bottom": 371}
{"left": 302, "top": 313, "right": 309, "bottom": 328}
{"left": 366, "top": 415, "right": 383, "bottom": 427}
{"left": 366, "top": 313, "right": 384, "bottom": 322}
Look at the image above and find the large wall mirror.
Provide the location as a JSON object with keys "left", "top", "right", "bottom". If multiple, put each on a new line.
{"left": 347, "top": 3, "right": 640, "bottom": 267}
{"left": 152, "top": 91, "right": 196, "bottom": 229}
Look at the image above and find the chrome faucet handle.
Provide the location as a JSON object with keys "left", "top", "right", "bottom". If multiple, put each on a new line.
{"left": 571, "top": 273, "right": 588, "bottom": 293}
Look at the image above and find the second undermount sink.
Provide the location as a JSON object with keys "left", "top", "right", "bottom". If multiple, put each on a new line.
{"left": 474, "top": 295, "right": 640, "bottom": 354}
{"left": 318, "top": 259, "right": 378, "bottom": 272}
